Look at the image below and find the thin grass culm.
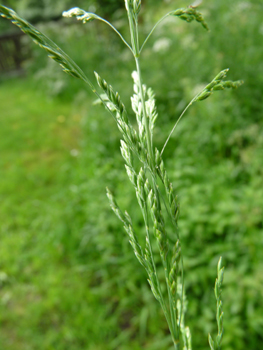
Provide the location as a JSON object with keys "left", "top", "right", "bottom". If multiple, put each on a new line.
{"left": 0, "top": 1, "right": 243, "bottom": 349}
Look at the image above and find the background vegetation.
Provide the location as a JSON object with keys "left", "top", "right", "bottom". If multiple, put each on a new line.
{"left": 0, "top": 0, "right": 262, "bottom": 349}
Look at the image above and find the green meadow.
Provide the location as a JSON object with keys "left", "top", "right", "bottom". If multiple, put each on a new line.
{"left": 0, "top": 1, "right": 263, "bottom": 349}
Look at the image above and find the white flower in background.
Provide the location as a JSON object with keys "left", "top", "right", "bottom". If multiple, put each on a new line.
{"left": 181, "top": 34, "right": 197, "bottom": 49}
{"left": 153, "top": 37, "right": 171, "bottom": 52}
{"left": 70, "top": 149, "right": 79, "bottom": 157}
{"left": 236, "top": 1, "right": 251, "bottom": 11}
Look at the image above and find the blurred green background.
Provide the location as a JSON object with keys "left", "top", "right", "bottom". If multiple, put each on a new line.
{"left": 0, "top": 0, "right": 263, "bottom": 349}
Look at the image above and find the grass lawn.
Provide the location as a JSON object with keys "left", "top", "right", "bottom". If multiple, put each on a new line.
{"left": 0, "top": 77, "right": 115, "bottom": 350}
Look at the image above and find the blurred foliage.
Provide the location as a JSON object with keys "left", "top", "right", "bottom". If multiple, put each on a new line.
{"left": 1, "top": 0, "right": 125, "bottom": 23}
{"left": 0, "top": 0, "right": 263, "bottom": 350}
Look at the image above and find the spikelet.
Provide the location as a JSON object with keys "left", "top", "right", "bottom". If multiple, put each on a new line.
{"left": 95, "top": 72, "right": 127, "bottom": 119}
{"left": 94, "top": 71, "right": 139, "bottom": 151}
{"left": 120, "top": 140, "right": 133, "bottom": 167}
{"left": 147, "top": 190, "right": 169, "bottom": 260}
{"left": 168, "top": 240, "right": 181, "bottom": 333}
{"left": 131, "top": 70, "right": 158, "bottom": 153}
{"left": 62, "top": 7, "right": 99, "bottom": 23}
{"left": 184, "top": 327, "right": 192, "bottom": 350}
{"left": 136, "top": 167, "right": 147, "bottom": 205}
{"left": 131, "top": 71, "right": 146, "bottom": 146}
{"left": 169, "top": 240, "right": 181, "bottom": 296}
{"left": 145, "top": 236, "right": 160, "bottom": 301}
{"left": 146, "top": 88, "right": 158, "bottom": 134}
{"left": 125, "top": 0, "right": 141, "bottom": 18}
{"left": 124, "top": 0, "right": 133, "bottom": 12}
{"left": 106, "top": 188, "right": 146, "bottom": 268}
{"left": 120, "top": 140, "right": 138, "bottom": 187}
{"left": 156, "top": 149, "right": 179, "bottom": 223}
{"left": 208, "top": 257, "right": 225, "bottom": 350}
{"left": 133, "top": 0, "right": 141, "bottom": 18}
{"left": 176, "top": 282, "right": 192, "bottom": 350}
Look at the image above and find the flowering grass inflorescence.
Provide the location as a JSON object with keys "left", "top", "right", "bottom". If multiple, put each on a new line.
{"left": 0, "top": 1, "right": 243, "bottom": 348}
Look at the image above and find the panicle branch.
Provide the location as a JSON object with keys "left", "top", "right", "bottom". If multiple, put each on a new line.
{"left": 94, "top": 72, "right": 141, "bottom": 158}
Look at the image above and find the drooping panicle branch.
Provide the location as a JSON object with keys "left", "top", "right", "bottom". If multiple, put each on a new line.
{"left": 196, "top": 69, "right": 244, "bottom": 101}
{"left": 140, "top": 5, "right": 209, "bottom": 52}
{"left": 171, "top": 6, "right": 209, "bottom": 31}
{"left": 94, "top": 72, "right": 142, "bottom": 157}
{"left": 63, "top": 7, "right": 133, "bottom": 53}
{"left": 161, "top": 69, "right": 244, "bottom": 155}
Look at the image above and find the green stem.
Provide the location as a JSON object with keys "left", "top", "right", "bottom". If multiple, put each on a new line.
{"left": 126, "top": 4, "right": 180, "bottom": 348}
{"left": 126, "top": 5, "right": 139, "bottom": 57}
{"left": 154, "top": 165, "right": 185, "bottom": 334}
{"left": 134, "top": 27, "right": 180, "bottom": 350}
{"left": 96, "top": 15, "right": 134, "bottom": 54}
{"left": 140, "top": 12, "right": 173, "bottom": 53}
{"left": 140, "top": 194, "right": 175, "bottom": 343}
{"left": 161, "top": 93, "right": 199, "bottom": 156}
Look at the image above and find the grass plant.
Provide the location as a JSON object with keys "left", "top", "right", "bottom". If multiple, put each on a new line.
{"left": 0, "top": 1, "right": 245, "bottom": 349}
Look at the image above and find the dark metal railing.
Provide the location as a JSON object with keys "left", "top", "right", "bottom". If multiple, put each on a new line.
{"left": 0, "top": 31, "right": 25, "bottom": 74}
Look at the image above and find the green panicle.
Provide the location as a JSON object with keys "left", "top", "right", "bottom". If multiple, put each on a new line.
{"left": 171, "top": 7, "right": 209, "bottom": 31}
{"left": 222, "top": 80, "right": 244, "bottom": 89}
{"left": 62, "top": 7, "right": 98, "bottom": 23}
{"left": 133, "top": 0, "right": 141, "bottom": 17}
{"left": 196, "top": 69, "right": 243, "bottom": 102}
